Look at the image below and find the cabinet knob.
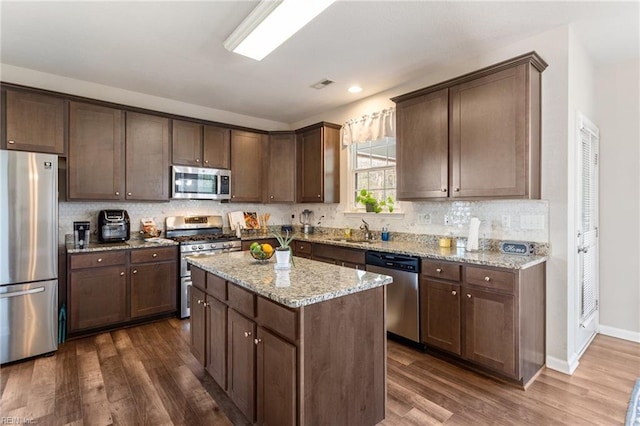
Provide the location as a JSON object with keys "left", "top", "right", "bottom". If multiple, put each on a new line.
{"left": 232, "top": 195, "right": 236, "bottom": 198}
{"left": 8, "top": 140, "right": 15, "bottom": 144}
{"left": 97, "top": 258, "right": 103, "bottom": 263}
{"left": 454, "top": 187, "right": 460, "bottom": 192}
{"left": 244, "top": 331, "right": 252, "bottom": 337}
{"left": 195, "top": 159, "right": 200, "bottom": 163}
{"left": 452, "top": 290, "right": 457, "bottom": 296}
{"left": 436, "top": 268, "right": 442, "bottom": 273}
{"left": 120, "top": 272, "right": 125, "bottom": 276}
{"left": 484, "top": 276, "right": 491, "bottom": 282}
{"left": 127, "top": 192, "right": 132, "bottom": 196}
{"left": 270, "top": 195, "right": 274, "bottom": 199}
{"left": 115, "top": 191, "right": 120, "bottom": 196}
{"left": 203, "top": 302, "right": 208, "bottom": 307}
{"left": 466, "top": 293, "right": 472, "bottom": 298}
{"left": 197, "top": 299, "right": 203, "bottom": 304}
{"left": 152, "top": 253, "right": 157, "bottom": 258}
{"left": 317, "top": 194, "right": 321, "bottom": 198}
{"left": 254, "top": 338, "right": 262, "bottom": 345}
{"left": 441, "top": 188, "right": 447, "bottom": 192}
{"left": 133, "top": 269, "right": 138, "bottom": 274}
{"left": 204, "top": 160, "right": 209, "bottom": 164}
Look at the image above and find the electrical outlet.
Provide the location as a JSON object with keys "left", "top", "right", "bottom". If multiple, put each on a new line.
{"left": 444, "top": 215, "right": 451, "bottom": 225}
{"left": 418, "top": 213, "right": 431, "bottom": 225}
{"left": 501, "top": 215, "right": 511, "bottom": 228}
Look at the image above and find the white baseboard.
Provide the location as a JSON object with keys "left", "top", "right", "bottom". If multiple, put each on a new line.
{"left": 546, "top": 355, "right": 579, "bottom": 375}
{"left": 599, "top": 325, "right": 640, "bottom": 343}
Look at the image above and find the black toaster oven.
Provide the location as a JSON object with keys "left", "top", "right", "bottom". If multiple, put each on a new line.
{"left": 98, "top": 210, "right": 130, "bottom": 243}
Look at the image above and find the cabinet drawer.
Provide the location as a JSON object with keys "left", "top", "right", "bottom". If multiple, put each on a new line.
{"left": 257, "top": 297, "right": 298, "bottom": 342}
{"left": 70, "top": 251, "right": 127, "bottom": 269}
{"left": 228, "top": 284, "right": 255, "bottom": 318}
{"left": 465, "top": 266, "right": 514, "bottom": 293}
{"left": 422, "top": 259, "right": 461, "bottom": 281}
{"left": 313, "top": 243, "right": 365, "bottom": 265}
{"left": 191, "top": 266, "right": 206, "bottom": 290}
{"left": 130, "top": 246, "right": 176, "bottom": 263}
{"left": 294, "top": 241, "right": 312, "bottom": 256}
{"left": 206, "top": 273, "right": 227, "bottom": 301}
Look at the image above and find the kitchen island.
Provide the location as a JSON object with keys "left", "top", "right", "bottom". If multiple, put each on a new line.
{"left": 187, "top": 252, "right": 392, "bottom": 426}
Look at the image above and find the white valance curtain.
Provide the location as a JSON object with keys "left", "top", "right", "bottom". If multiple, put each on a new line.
{"left": 341, "top": 107, "right": 395, "bottom": 147}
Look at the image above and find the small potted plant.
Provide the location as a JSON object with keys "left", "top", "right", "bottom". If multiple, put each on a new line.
{"left": 356, "top": 189, "right": 395, "bottom": 213}
{"left": 273, "top": 229, "right": 295, "bottom": 267}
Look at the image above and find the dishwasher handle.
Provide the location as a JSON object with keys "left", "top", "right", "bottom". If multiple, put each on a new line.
{"left": 0, "top": 286, "right": 46, "bottom": 298}
{"left": 365, "top": 251, "right": 419, "bottom": 272}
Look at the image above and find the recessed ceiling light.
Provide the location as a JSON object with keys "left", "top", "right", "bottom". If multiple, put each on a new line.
{"left": 224, "top": 0, "right": 337, "bottom": 61}
{"left": 348, "top": 86, "right": 363, "bottom": 93}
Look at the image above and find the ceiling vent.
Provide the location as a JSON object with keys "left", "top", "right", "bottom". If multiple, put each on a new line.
{"left": 310, "top": 78, "right": 334, "bottom": 89}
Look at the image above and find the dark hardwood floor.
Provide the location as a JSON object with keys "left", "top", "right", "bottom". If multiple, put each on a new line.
{"left": 1, "top": 319, "right": 638, "bottom": 425}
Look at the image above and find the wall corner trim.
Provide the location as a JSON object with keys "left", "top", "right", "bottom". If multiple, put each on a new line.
{"left": 599, "top": 325, "right": 640, "bottom": 343}
{"left": 546, "top": 355, "right": 579, "bottom": 375}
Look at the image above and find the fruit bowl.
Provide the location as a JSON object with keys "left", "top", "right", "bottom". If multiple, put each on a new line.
{"left": 250, "top": 250, "right": 274, "bottom": 261}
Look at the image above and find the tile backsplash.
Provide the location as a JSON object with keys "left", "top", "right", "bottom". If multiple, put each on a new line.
{"left": 59, "top": 199, "right": 549, "bottom": 245}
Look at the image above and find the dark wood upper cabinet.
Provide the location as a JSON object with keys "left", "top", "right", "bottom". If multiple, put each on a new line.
{"left": 393, "top": 52, "right": 546, "bottom": 200}
{"left": 172, "top": 120, "right": 203, "bottom": 167}
{"left": 267, "top": 132, "right": 296, "bottom": 203}
{"left": 230, "top": 130, "right": 265, "bottom": 203}
{"left": 68, "top": 102, "right": 124, "bottom": 200}
{"left": 396, "top": 88, "right": 449, "bottom": 199}
{"left": 203, "top": 125, "right": 231, "bottom": 169}
{"left": 296, "top": 122, "right": 340, "bottom": 203}
{"left": 125, "top": 112, "right": 170, "bottom": 201}
{"left": 3, "top": 89, "right": 66, "bottom": 154}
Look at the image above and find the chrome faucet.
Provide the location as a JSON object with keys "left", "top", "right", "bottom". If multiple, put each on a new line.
{"left": 360, "top": 219, "right": 373, "bottom": 240}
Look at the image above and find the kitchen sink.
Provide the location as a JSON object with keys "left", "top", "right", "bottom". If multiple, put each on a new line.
{"left": 328, "top": 238, "right": 377, "bottom": 244}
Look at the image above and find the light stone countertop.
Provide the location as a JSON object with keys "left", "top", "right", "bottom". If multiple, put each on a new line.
{"left": 66, "top": 237, "right": 178, "bottom": 254}
{"left": 245, "top": 233, "right": 548, "bottom": 270}
{"left": 187, "top": 251, "right": 393, "bottom": 308}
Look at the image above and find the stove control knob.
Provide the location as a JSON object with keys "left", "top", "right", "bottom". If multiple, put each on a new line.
{"left": 210, "top": 244, "right": 217, "bottom": 250}
{"left": 191, "top": 245, "right": 197, "bottom": 251}
{"left": 198, "top": 245, "right": 204, "bottom": 250}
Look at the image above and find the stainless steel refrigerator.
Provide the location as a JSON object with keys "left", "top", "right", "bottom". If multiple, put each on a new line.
{"left": 0, "top": 150, "right": 58, "bottom": 364}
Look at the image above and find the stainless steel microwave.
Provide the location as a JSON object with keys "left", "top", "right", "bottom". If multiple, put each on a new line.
{"left": 171, "top": 166, "right": 231, "bottom": 200}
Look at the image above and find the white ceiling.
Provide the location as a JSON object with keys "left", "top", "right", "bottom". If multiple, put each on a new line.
{"left": 1, "top": 1, "right": 638, "bottom": 124}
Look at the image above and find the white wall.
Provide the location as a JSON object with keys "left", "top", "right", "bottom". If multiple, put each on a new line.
{"left": 0, "top": 64, "right": 290, "bottom": 132}
{"left": 596, "top": 57, "right": 640, "bottom": 342}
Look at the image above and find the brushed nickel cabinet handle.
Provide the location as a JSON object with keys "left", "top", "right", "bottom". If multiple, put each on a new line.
{"left": 197, "top": 299, "right": 203, "bottom": 304}
{"left": 441, "top": 187, "right": 447, "bottom": 192}
{"left": 452, "top": 290, "right": 457, "bottom": 296}
{"left": 484, "top": 276, "right": 491, "bottom": 282}
{"left": 254, "top": 338, "right": 262, "bottom": 345}
{"left": 127, "top": 192, "right": 132, "bottom": 196}
{"left": 152, "top": 253, "right": 157, "bottom": 258}
{"left": 244, "top": 331, "right": 252, "bottom": 337}
{"left": 436, "top": 268, "right": 442, "bottom": 273}
{"left": 454, "top": 188, "right": 460, "bottom": 192}
{"left": 132, "top": 269, "right": 138, "bottom": 274}
{"left": 466, "top": 293, "right": 472, "bottom": 298}
{"left": 204, "top": 160, "right": 209, "bottom": 164}
{"left": 270, "top": 195, "right": 274, "bottom": 199}
{"left": 8, "top": 140, "right": 15, "bottom": 144}
{"left": 115, "top": 191, "right": 120, "bottom": 196}
{"left": 317, "top": 194, "right": 321, "bottom": 198}
{"left": 195, "top": 159, "right": 200, "bottom": 163}
{"left": 120, "top": 272, "right": 125, "bottom": 276}
{"left": 97, "top": 258, "right": 103, "bottom": 263}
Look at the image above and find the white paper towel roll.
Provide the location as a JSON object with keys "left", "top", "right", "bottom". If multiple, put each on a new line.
{"left": 466, "top": 217, "right": 481, "bottom": 251}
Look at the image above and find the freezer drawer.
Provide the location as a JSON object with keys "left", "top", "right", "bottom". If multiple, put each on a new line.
{"left": 0, "top": 280, "right": 58, "bottom": 364}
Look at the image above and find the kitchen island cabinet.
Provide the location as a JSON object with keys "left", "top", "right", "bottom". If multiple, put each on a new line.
{"left": 188, "top": 252, "right": 390, "bottom": 425}
{"left": 3, "top": 88, "right": 66, "bottom": 154}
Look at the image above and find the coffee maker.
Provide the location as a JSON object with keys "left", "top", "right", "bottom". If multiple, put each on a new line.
{"left": 300, "top": 209, "right": 314, "bottom": 234}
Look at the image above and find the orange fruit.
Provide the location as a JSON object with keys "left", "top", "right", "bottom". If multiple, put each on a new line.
{"left": 261, "top": 243, "right": 273, "bottom": 254}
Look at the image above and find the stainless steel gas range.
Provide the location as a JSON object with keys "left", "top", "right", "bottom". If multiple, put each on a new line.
{"left": 165, "top": 215, "right": 242, "bottom": 318}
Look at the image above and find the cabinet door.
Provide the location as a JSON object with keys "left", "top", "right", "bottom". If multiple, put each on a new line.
{"left": 256, "top": 327, "right": 296, "bottom": 426}
{"left": 68, "top": 102, "right": 124, "bottom": 200}
{"left": 267, "top": 133, "right": 296, "bottom": 203}
{"left": 4, "top": 89, "right": 66, "bottom": 154}
{"left": 463, "top": 286, "right": 516, "bottom": 377}
{"left": 190, "top": 285, "right": 206, "bottom": 365}
{"left": 420, "top": 279, "right": 461, "bottom": 355}
{"left": 203, "top": 125, "right": 230, "bottom": 169}
{"left": 227, "top": 309, "right": 256, "bottom": 422}
{"left": 172, "top": 120, "right": 203, "bottom": 166}
{"left": 125, "top": 112, "right": 170, "bottom": 201}
{"left": 396, "top": 88, "right": 449, "bottom": 199}
{"left": 297, "top": 127, "right": 323, "bottom": 202}
{"left": 68, "top": 265, "right": 127, "bottom": 332}
{"left": 230, "top": 130, "right": 265, "bottom": 203}
{"left": 449, "top": 64, "right": 527, "bottom": 198}
{"left": 130, "top": 261, "right": 177, "bottom": 318}
{"left": 206, "top": 296, "right": 228, "bottom": 389}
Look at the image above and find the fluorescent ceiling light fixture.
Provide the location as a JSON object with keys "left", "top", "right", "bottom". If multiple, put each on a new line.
{"left": 224, "top": 0, "right": 336, "bottom": 61}
{"left": 348, "top": 85, "right": 363, "bottom": 93}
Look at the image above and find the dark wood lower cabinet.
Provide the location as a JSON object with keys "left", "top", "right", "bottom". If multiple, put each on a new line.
{"left": 130, "top": 261, "right": 176, "bottom": 318}
{"left": 420, "top": 279, "right": 461, "bottom": 355}
{"left": 463, "top": 285, "right": 516, "bottom": 377}
{"left": 206, "top": 296, "right": 227, "bottom": 389}
{"left": 256, "top": 327, "right": 296, "bottom": 426}
{"left": 227, "top": 309, "right": 256, "bottom": 422}
{"left": 190, "top": 286, "right": 206, "bottom": 366}
{"left": 68, "top": 265, "right": 127, "bottom": 332}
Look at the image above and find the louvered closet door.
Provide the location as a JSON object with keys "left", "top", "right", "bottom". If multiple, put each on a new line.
{"left": 576, "top": 114, "right": 599, "bottom": 353}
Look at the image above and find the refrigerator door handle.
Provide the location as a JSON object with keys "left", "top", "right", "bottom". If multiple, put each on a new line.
{"left": 0, "top": 286, "right": 46, "bottom": 298}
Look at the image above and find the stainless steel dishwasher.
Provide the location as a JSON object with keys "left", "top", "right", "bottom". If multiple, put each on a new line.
{"left": 365, "top": 251, "right": 420, "bottom": 343}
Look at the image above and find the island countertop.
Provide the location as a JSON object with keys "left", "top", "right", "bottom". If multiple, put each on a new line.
{"left": 187, "top": 251, "right": 392, "bottom": 308}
